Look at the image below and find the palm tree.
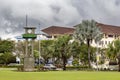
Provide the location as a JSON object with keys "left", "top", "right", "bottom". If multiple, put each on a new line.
{"left": 106, "top": 42, "right": 117, "bottom": 60}
{"left": 107, "top": 40, "right": 120, "bottom": 71}
{"left": 69, "top": 41, "right": 81, "bottom": 58}
{"left": 114, "top": 40, "right": 120, "bottom": 72}
{"left": 74, "top": 20, "right": 103, "bottom": 68}
{"left": 53, "top": 35, "right": 72, "bottom": 70}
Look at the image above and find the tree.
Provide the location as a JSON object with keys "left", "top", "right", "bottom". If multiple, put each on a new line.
{"left": 0, "top": 52, "right": 16, "bottom": 65}
{"left": 0, "top": 39, "right": 15, "bottom": 65}
{"left": 106, "top": 40, "right": 120, "bottom": 71}
{"left": 0, "top": 40, "right": 15, "bottom": 53}
{"left": 79, "top": 43, "right": 96, "bottom": 65}
{"left": 106, "top": 42, "right": 117, "bottom": 61}
{"left": 15, "top": 41, "right": 25, "bottom": 57}
{"left": 40, "top": 40, "right": 54, "bottom": 64}
{"left": 71, "top": 42, "right": 96, "bottom": 65}
{"left": 69, "top": 41, "right": 81, "bottom": 59}
{"left": 74, "top": 20, "right": 103, "bottom": 68}
{"left": 34, "top": 50, "right": 39, "bottom": 64}
{"left": 53, "top": 35, "right": 72, "bottom": 70}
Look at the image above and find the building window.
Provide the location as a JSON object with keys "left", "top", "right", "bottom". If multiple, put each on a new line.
{"left": 99, "top": 41, "right": 104, "bottom": 46}
{"left": 105, "top": 41, "right": 107, "bottom": 44}
{"left": 108, "top": 35, "right": 113, "bottom": 37}
{"left": 69, "top": 34, "right": 73, "bottom": 36}
{"left": 99, "top": 41, "right": 101, "bottom": 45}
{"left": 54, "top": 36, "right": 57, "bottom": 38}
{"left": 47, "top": 36, "right": 52, "bottom": 38}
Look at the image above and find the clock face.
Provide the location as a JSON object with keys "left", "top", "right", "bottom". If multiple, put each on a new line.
{"left": 28, "top": 29, "right": 32, "bottom": 33}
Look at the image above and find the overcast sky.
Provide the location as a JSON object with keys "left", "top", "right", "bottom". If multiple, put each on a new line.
{"left": 0, "top": 0, "right": 120, "bottom": 39}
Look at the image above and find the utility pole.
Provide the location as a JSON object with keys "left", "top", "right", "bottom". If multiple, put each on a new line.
{"left": 38, "top": 23, "right": 41, "bottom": 67}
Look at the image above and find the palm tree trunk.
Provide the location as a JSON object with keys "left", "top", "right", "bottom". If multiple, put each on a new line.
{"left": 62, "top": 53, "right": 67, "bottom": 71}
{"left": 87, "top": 39, "right": 91, "bottom": 68}
{"left": 63, "top": 56, "right": 66, "bottom": 71}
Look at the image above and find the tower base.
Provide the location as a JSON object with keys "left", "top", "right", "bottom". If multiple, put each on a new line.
{"left": 23, "top": 57, "right": 35, "bottom": 71}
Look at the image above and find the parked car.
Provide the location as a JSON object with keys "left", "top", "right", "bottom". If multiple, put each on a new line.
{"left": 91, "top": 63, "right": 109, "bottom": 70}
{"left": 108, "top": 65, "right": 119, "bottom": 71}
{"left": 108, "top": 61, "right": 118, "bottom": 71}
{"left": 43, "top": 64, "right": 56, "bottom": 70}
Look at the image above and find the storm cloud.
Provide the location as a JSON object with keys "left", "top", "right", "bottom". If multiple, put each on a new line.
{"left": 0, "top": 0, "right": 120, "bottom": 39}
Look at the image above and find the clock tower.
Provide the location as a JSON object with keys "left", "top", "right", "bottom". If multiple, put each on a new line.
{"left": 22, "top": 27, "right": 37, "bottom": 71}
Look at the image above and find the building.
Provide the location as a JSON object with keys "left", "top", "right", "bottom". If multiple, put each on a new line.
{"left": 96, "top": 23, "right": 120, "bottom": 48}
{"left": 41, "top": 23, "right": 120, "bottom": 48}
{"left": 42, "top": 26, "right": 74, "bottom": 39}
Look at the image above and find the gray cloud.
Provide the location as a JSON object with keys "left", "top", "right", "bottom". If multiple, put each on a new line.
{"left": 0, "top": 0, "right": 120, "bottom": 39}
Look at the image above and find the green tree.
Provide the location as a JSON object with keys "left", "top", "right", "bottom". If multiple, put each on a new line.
{"left": 0, "top": 39, "right": 15, "bottom": 65}
{"left": 34, "top": 50, "right": 39, "bottom": 63}
{"left": 106, "top": 40, "right": 120, "bottom": 71}
{"left": 69, "top": 41, "right": 81, "bottom": 59}
{"left": 74, "top": 20, "right": 103, "bottom": 68}
{"left": 15, "top": 41, "right": 25, "bottom": 57}
{"left": 106, "top": 42, "right": 117, "bottom": 61}
{"left": 0, "top": 52, "right": 16, "bottom": 65}
{"left": 53, "top": 35, "right": 72, "bottom": 70}
{"left": 72, "top": 58, "right": 79, "bottom": 66}
{"left": 40, "top": 40, "right": 54, "bottom": 64}
{"left": 77, "top": 43, "right": 96, "bottom": 65}
{"left": 0, "top": 40, "right": 15, "bottom": 53}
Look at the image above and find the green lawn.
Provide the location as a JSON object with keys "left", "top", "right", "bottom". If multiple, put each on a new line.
{"left": 0, "top": 68, "right": 120, "bottom": 80}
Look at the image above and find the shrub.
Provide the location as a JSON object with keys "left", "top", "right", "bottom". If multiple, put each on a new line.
{"left": 0, "top": 52, "right": 16, "bottom": 65}
{"left": 66, "top": 66, "right": 89, "bottom": 70}
{"left": 72, "top": 59, "right": 79, "bottom": 66}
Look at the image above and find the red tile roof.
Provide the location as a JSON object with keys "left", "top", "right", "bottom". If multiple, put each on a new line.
{"left": 42, "top": 26, "right": 75, "bottom": 35}
{"left": 97, "top": 23, "right": 120, "bottom": 35}
{"left": 42, "top": 23, "right": 120, "bottom": 35}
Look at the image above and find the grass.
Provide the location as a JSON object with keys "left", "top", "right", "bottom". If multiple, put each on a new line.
{"left": 0, "top": 68, "right": 120, "bottom": 80}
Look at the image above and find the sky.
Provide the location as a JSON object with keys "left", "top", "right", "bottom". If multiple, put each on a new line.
{"left": 0, "top": 0, "right": 120, "bottom": 39}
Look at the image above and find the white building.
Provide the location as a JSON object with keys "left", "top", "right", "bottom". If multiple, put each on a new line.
{"left": 92, "top": 23, "right": 120, "bottom": 48}
{"left": 42, "top": 23, "right": 120, "bottom": 48}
